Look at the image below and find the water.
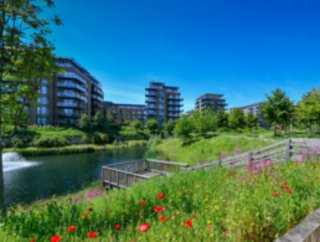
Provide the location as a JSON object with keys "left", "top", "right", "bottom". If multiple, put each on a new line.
{"left": 0, "top": 145, "right": 146, "bottom": 208}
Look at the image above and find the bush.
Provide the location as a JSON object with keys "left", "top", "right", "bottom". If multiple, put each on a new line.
{"left": 32, "top": 137, "right": 70, "bottom": 148}
{"left": 11, "top": 136, "right": 33, "bottom": 148}
{"left": 92, "top": 132, "right": 109, "bottom": 145}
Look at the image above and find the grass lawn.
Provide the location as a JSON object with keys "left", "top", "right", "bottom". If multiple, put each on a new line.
{"left": 1, "top": 157, "right": 320, "bottom": 241}
{"left": 146, "top": 134, "right": 276, "bottom": 166}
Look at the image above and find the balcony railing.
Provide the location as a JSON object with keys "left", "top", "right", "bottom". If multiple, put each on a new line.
{"left": 57, "top": 82, "right": 87, "bottom": 93}
{"left": 57, "top": 72, "right": 88, "bottom": 87}
{"left": 57, "top": 92, "right": 88, "bottom": 102}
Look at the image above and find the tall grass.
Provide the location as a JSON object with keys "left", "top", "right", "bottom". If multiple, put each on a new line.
{"left": 1, "top": 158, "right": 320, "bottom": 241}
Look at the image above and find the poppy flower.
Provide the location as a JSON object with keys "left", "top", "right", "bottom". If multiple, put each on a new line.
{"left": 140, "top": 223, "right": 151, "bottom": 232}
{"left": 88, "top": 231, "right": 97, "bottom": 238}
{"left": 282, "top": 181, "right": 287, "bottom": 185}
{"left": 68, "top": 225, "right": 76, "bottom": 232}
{"left": 185, "top": 220, "right": 193, "bottom": 228}
{"left": 158, "top": 193, "right": 165, "bottom": 199}
{"left": 208, "top": 225, "right": 213, "bottom": 232}
{"left": 83, "top": 212, "right": 88, "bottom": 218}
{"left": 159, "top": 215, "right": 166, "bottom": 222}
{"left": 273, "top": 192, "right": 279, "bottom": 197}
{"left": 115, "top": 224, "right": 121, "bottom": 230}
{"left": 30, "top": 239, "right": 36, "bottom": 242}
{"left": 154, "top": 206, "right": 164, "bottom": 213}
{"left": 51, "top": 235, "right": 62, "bottom": 242}
{"left": 140, "top": 201, "right": 146, "bottom": 206}
{"left": 88, "top": 207, "right": 94, "bottom": 212}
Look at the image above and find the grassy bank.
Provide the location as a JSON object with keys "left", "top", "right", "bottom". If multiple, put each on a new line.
{"left": 146, "top": 134, "right": 275, "bottom": 165}
{"left": 1, "top": 157, "right": 320, "bottom": 241}
{"left": 4, "top": 140, "right": 146, "bottom": 156}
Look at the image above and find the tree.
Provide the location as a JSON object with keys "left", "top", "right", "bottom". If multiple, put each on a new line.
{"left": 246, "top": 112, "right": 258, "bottom": 131}
{"left": 216, "top": 109, "right": 229, "bottom": 129}
{"left": 92, "top": 111, "right": 104, "bottom": 130}
{"left": 146, "top": 119, "right": 159, "bottom": 135}
{"left": 190, "top": 109, "right": 218, "bottom": 135}
{"left": 164, "top": 121, "right": 175, "bottom": 137}
{"left": 131, "top": 120, "right": 142, "bottom": 130}
{"left": 228, "top": 108, "right": 246, "bottom": 130}
{"left": 261, "top": 89, "right": 294, "bottom": 136}
{"left": 77, "top": 114, "right": 91, "bottom": 131}
{"left": 295, "top": 88, "right": 320, "bottom": 133}
{"left": 174, "top": 115, "right": 194, "bottom": 142}
{"left": 0, "top": 1, "right": 61, "bottom": 172}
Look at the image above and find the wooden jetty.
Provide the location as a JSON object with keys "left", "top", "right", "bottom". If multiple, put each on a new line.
{"left": 102, "top": 138, "right": 320, "bottom": 189}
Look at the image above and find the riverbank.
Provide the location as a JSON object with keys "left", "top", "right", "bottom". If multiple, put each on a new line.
{"left": 1, "top": 158, "right": 320, "bottom": 241}
{"left": 145, "top": 134, "right": 276, "bottom": 165}
{"left": 4, "top": 140, "right": 146, "bottom": 156}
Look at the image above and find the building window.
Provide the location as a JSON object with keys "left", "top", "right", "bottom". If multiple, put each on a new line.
{"left": 37, "top": 117, "right": 49, "bottom": 125}
{"left": 38, "top": 97, "right": 48, "bottom": 105}
{"left": 39, "top": 86, "right": 48, "bottom": 95}
{"left": 37, "top": 106, "right": 49, "bottom": 115}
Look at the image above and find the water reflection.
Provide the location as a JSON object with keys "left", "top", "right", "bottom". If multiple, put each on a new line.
{"left": 1, "top": 145, "right": 146, "bottom": 208}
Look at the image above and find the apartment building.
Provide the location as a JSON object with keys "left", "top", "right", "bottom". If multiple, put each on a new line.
{"left": 29, "top": 57, "right": 104, "bottom": 125}
{"left": 239, "top": 102, "right": 261, "bottom": 116}
{"left": 145, "top": 82, "right": 183, "bottom": 126}
{"left": 104, "top": 102, "right": 146, "bottom": 124}
{"left": 195, "top": 93, "right": 227, "bottom": 112}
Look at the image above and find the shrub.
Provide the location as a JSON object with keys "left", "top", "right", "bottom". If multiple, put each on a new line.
{"left": 32, "top": 137, "right": 70, "bottom": 148}
{"left": 92, "top": 132, "right": 109, "bottom": 145}
{"left": 11, "top": 136, "right": 33, "bottom": 148}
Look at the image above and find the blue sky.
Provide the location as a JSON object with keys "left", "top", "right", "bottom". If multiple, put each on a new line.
{"left": 50, "top": 0, "right": 320, "bottom": 111}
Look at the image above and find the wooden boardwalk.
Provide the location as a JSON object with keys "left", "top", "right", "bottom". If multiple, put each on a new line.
{"left": 102, "top": 138, "right": 320, "bottom": 189}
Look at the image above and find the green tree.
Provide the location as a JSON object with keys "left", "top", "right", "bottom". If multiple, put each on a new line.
{"left": 228, "top": 108, "right": 246, "bottom": 130}
{"left": 164, "top": 121, "right": 176, "bottom": 136}
{"left": 146, "top": 119, "right": 159, "bottom": 135}
{"left": 261, "top": 89, "right": 294, "bottom": 136}
{"left": 174, "top": 115, "right": 194, "bottom": 142}
{"left": 295, "top": 88, "right": 320, "bottom": 133}
{"left": 246, "top": 112, "right": 258, "bottom": 131}
{"left": 190, "top": 109, "right": 218, "bottom": 135}
{"left": 92, "top": 111, "right": 105, "bottom": 130}
{"left": 216, "top": 109, "right": 229, "bottom": 129}
{"left": 77, "top": 114, "right": 91, "bottom": 131}
{"left": 131, "top": 120, "right": 142, "bottom": 130}
{"left": 0, "top": 0, "right": 61, "bottom": 171}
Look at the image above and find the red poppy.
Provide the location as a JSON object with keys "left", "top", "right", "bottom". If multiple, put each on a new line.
{"left": 139, "top": 223, "right": 151, "bottom": 232}
{"left": 185, "top": 220, "right": 193, "bottom": 228}
{"left": 115, "top": 224, "right": 121, "bottom": 230}
{"left": 88, "top": 231, "right": 97, "bottom": 238}
{"left": 208, "top": 225, "right": 213, "bottom": 232}
{"left": 284, "top": 185, "right": 290, "bottom": 191}
{"left": 287, "top": 189, "right": 293, "bottom": 195}
{"left": 273, "top": 192, "right": 279, "bottom": 197}
{"left": 83, "top": 212, "right": 88, "bottom": 218}
{"left": 30, "top": 239, "right": 36, "bottom": 242}
{"left": 140, "top": 201, "right": 146, "bottom": 206}
{"left": 157, "top": 193, "right": 165, "bottom": 199}
{"left": 192, "top": 214, "right": 197, "bottom": 218}
{"left": 159, "top": 215, "right": 166, "bottom": 222}
{"left": 68, "top": 225, "right": 76, "bottom": 232}
{"left": 88, "top": 207, "right": 94, "bottom": 212}
{"left": 154, "top": 206, "right": 164, "bottom": 213}
{"left": 282, "top": 181, "right": 287, "bottom": 185}
{"left": 51, "top": 235, "right": 62, "bottom": 242}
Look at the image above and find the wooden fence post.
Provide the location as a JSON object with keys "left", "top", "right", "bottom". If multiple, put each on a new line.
{"left": 248, "top": 152, "right": 253, "bottom": 164}
{"left": 116, "top": 171, "right": 119, "bottom": 187}
{"left": 285, "top": 139, "right": 292, "bottom": 162}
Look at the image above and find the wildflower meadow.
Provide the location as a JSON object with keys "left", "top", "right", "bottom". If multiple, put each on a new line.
{"left": 1, "top": 156, "right": 320, "bottom": 241}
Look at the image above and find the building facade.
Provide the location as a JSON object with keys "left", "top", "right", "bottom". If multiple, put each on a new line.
{"left": 239, "top": 103, "right": 261, "bottom": 116}
{"left": 145, "top": 82, "right": 183, "bottom": 126}
{"left": 195, "top": 93, "right": 227, "bottom": 112}
{"left": 104, "top": 102, "right": 146, "bottom": 124}
{"left": 29, "top": 57, "right": 104, "bottom": 125}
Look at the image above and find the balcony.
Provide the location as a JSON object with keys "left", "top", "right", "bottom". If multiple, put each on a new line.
{"left": 92, "top": 87, "right": 104, "bottom": 97}
{"left": 57, "top": 92, "right": 88, "bottom": 102}
{"left": 57, "top": 82, "right": 87, "bottom": 94}
{"left": 57, "top": 101, "right": 85, "bottom": 109}
{"left": 146, "top": 98, "right": 157, "bottom": 103}
{"left": 168, "top": 96, "right": 183, "bottom": 101}
{"left": 57, "top": 72, "right": 88, "bottom": 87}
{"left": 168, "top": 102, "right": 183, "bottom": 107}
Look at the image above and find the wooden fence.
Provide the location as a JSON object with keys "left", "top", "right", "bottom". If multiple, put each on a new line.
{"left": 102, "top": 138, "right": 320, "bottom": 189}
{"left": 102, "top": 159, "right": 188, "bottom": 189}
{"left": 189, "top": 138, "right": 320, "bottom": 171}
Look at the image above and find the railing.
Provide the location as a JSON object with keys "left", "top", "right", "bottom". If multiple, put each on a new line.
{"left": 146, "top": 159, "right": 189, "bottom": 173}
{"left": 190, "top": 139, "right": 320, "bottom": 171}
